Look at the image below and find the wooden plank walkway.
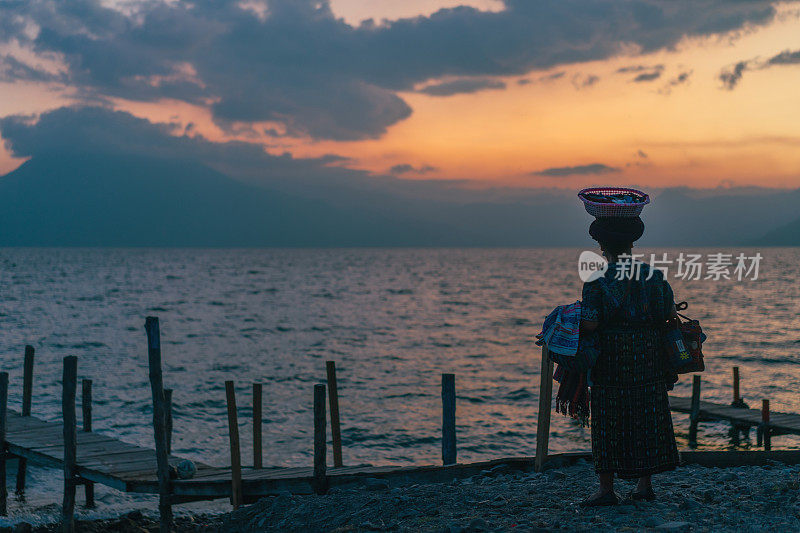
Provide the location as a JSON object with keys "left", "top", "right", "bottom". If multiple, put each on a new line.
{"left": 4, "top": 409, "right": 221, "bottom": 494}
{"left": 669, "top": 396, "right": 800, "bottom": 435}
{"left": 8, "top": 399, "right": 800, "bottom": 503}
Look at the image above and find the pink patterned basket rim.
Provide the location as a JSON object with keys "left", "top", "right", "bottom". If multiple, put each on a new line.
{"left": 577, "top": 187, "right": 650, "bottom": 207}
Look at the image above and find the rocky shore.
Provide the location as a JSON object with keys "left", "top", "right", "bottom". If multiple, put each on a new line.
{"left": 5, "top": 459, "right": 799, "bottom": 532}
{"left": 219, "top": 459, "right": 800, "bottom": 532}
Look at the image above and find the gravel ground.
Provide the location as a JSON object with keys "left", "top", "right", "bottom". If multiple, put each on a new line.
{"left": 218, "top": 459, "right": 800, "bottom": 532}
{"left": 5, "top": 460, "right": 799, "bottom": 532}
{"left": 0, "top": 511, "right": 222, "bottom": 533}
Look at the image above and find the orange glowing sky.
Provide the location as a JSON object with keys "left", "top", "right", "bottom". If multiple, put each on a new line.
{"left": 2, "top": 1, "right": 800, "bottom": 189}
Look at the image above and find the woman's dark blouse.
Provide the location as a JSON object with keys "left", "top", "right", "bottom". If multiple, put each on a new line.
{"left": 580, "top": 263, "right": 676, "bottom": 387}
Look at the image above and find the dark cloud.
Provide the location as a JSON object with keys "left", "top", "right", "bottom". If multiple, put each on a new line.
{"left": 538, "top": 71, "right": 566, "bottom": 82}
{"left": 418, "top": 78, "right": 505, "bottom": 96}
{"left": 766, "top": 49, "right": 800, "bottom": 66}
{"left": 390, "top": 163, "right": 438, "bottom": 174}
{"left": 719, "top": 48, "right": 800, "bottom": 90}
{"left": 0, "top": 0, "right": 778, "bottom": 140}
{"left": 669, "top": 70, "right": 692, "bottom": 85}
{"left": 633, "top": 70, "right": 662, "bottom": 82}
{"left": 571, "top": 74, "right": 599, "bottom": 89}
{"left": 0, "top": 55, "right": 63, "bottom": 83}
{"left": 617, "top": 64, "right": 664, "bottom": 82}
{"left": 637, "top": 150, "right": 648, "bottom": 159}
{"left": 531, "top": 163, "right": 620, "bottom": 177}
{"left": 616, "top": 64, "right": 663, "bottom": 73}
{"left": 719, "top": 60, "right": 750, "bottom": 90}
{"left": 658, "top": 69, "right": 692, "bottom": 94}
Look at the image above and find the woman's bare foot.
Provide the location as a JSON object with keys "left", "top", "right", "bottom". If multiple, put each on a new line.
{"left": 579, "top": 490, "right": 619, "bottom": 507}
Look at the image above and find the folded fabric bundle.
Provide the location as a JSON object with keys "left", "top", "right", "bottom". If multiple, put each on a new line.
{"left": 536, "top": 301, "right": 581, "bottom": 356}
{"left": 536, "top": 301, "right": 598, "bottom": 427}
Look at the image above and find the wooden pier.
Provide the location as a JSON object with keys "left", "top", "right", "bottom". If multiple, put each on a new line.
{"left": 2, "top": 330, "right": 800, "bottom": 532}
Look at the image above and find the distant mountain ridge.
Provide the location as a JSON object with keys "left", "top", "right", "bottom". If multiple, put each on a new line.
{"left": 0, "top": 154, "right": 797, "bottom": 247}
{"left": 759, "top": 216, "right": 800, "bottom": 245}
{"left": 0, "top": 155, "right": 466, "bottom": 247}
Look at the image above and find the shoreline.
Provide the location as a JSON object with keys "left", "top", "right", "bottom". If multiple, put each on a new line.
{"left": 7, "top": 459, "right": 798, "bottom": 532}
{"left": 219, "top": 459, "right": 800, "bottom": 532}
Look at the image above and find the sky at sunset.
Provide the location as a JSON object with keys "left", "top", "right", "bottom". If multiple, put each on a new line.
{"left": 2, "top": 0, "right": 800, "bottom": 190}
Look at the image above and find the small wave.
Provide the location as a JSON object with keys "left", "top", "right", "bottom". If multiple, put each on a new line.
{"left": 70, "top": 341, "right": 106, "bottom": 349}
{"left": 386, "top": 288, "right": 413, "bottom": 295}
{"left": 460, "top": 395, "right": 489, "bottom": 404}
{"left": 313, "top": 291, "right": 337, "bottom": 299}
{"left": 384, "top": 392, "right": 430, "bottom": 400}
{"left": 76, "top": 295, "right": 104, "bottom": 302}
{"left": 505, "top": 388, "right": 534, "bottom": 401}
{"left": 715, "top": 354, "right": 799, "bottom": 365}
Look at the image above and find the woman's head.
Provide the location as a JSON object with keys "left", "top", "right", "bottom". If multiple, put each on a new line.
{"left": 589, "top": 216, "right": 645, "bottom": 260}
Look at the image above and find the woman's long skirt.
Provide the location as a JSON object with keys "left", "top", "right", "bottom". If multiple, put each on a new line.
{"left": 589, "top": 325, "right": 680, "bottom": 479}
{"left": 590, "top": 382, "right": 679, "bottom": 479}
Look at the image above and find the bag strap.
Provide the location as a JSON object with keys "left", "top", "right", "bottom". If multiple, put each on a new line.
{"left": 674, "top": 300, "right": 691, "bottom": 322}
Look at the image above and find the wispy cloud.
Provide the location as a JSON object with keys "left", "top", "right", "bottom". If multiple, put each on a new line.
{"left": 660, "top": 70, "right": 692, "bottom": 94}
{"left": 633, "top": 70, "right": 662, "bottom": 82}
{"left": 418, "top": 78, "right": 505, "bottom": 97}
{"left": 615, "top": 64, "right": 665, "bottom": 83}
{"left": 390, "top": 163, "right": 438, "bottom": 175}
{"left": 531, "top": 163, "right": 620, "bottom": 177}
{"left": 719, "top": 48, "right": 800, "bottom": 90}
{"left": 571, "top": 74, "right": 599, "bottom": 90}
{"left": 538, "top": 71, "right": 566, "bottom": 82}
{"left": 719, "top": 60, "right": 751, "bottom": 90}
{"left": 766, "top": 49, "right": 800, "bottom": 66}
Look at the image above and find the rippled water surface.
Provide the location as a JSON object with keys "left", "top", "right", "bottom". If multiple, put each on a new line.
{"left": 0, "top": 248, "right": 798, "bottom": 517}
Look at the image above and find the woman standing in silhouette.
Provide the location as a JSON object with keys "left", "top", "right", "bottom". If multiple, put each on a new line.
{"left": 579, "top": 216, "right": 679, "bottom": 506}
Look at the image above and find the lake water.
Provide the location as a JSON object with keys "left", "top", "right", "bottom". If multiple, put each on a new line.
{"left": 0, "top": 247, "right": 798, "bottom": 521}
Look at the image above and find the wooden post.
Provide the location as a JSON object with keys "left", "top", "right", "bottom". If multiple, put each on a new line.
{"left": 62, "top": 356, "right": 78, "bottom": 533}
{"left": 326, "top": 361, "right": 343, "bottom": 468}
{"left": 688, "top": 375, "right": 702, "bottom": 448}
{"left": 441, "top": 373, "right": 456, "bottom": 466}
{"left": 0, "top": 372, "right": 8, "bottom": 517}
{"left": 535, "top": 346, "right": 554, "bottom": 472}
{"left": 164, "top": 389, "right": 173, "bottom": 455}
{"left": 732, "top": 367, "right": 740, "bottom": 405}
{"left": 81, "top": 379, "right": 92, "bottom": 432}
{"left": 16, "top": 345, "right": 34, "bottom": 496}
{"left": 81, "top": 379, "right": 95, "bottom": 508}
{"left": 225, "top": 381, "right": 243, "bottom": 509}
{"left": 313, "top": 384, "right": 327, "bottom": 495}
{"left": 762, "top": 399, "right": 771, "bottom": 451}
{"left": 144, "top": 317, "right": 172, "bottom": 533}
{"left": 252, "top": 383, "right": 262, "bottom": 469}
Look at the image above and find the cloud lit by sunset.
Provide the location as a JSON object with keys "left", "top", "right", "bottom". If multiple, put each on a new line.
{"left": 2, "top": 0, "right": 800, "bottom": 190}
